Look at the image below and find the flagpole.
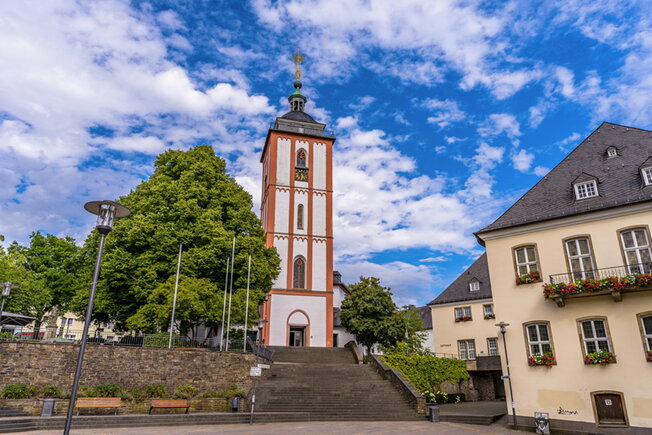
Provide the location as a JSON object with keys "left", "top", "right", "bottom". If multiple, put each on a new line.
{"left": 220, "top": 257, "right": 230, "bottom": 351}
{"left": 243, "top": 255, "right": 251, "bottom": 352}
{"left": 225, "top": 236, "right": 236, "bottom": 351}
{"left": 168, "top": 244, "right": 183, "bottom": 349}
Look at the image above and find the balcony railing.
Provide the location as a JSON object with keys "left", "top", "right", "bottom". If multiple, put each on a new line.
{"left": 549, "top": 262, "right": 652, "bottom": 284}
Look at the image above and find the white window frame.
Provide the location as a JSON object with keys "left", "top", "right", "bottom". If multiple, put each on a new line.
{"left": 642, "top": 167, "right": 652, "bottom": 186}
{"left": 514, "top": 246, "right": 538, "bottom": 276}
{"left": 607, "top": 147, "right": 617, "bottom": 158}
{"left": 565, "top": 237, "right": 596, "bottom": 280}
{"left": 574, "top": 180, "right": 598, "bottom": 200}
{"left": 526, "top": 323, "right": 552, "bottom": 356}
{"left": 641, "top": 315, "right": 652, "bottom": 351}
{"left": 580, "top": 319, "right": 611, "bottom": 354}
{"left": 487, "top": 338, "right": 498, "bottom": 356}
{"left": 458, "top": 339, "right": 476, "bottom": 360}
{"left": 483, "top": 304, "right": 493, "bottom": 316}
{"left": 620, "top": 228, "right": 652, "bottom": 273}
{"left": 454, "top": 307, "right": 472, "bottom": 320}
{"left": 469, "top": 281, "right": 480, "bottom": 292}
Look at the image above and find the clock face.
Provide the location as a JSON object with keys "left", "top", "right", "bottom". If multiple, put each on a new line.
{"left": 295, "top": 168, "right": 309, "bottom": 182}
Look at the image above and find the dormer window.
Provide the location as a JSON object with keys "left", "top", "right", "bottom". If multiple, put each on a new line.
{"left": 607, "top": 147, "right": 618, "bottom": 158}
{"left": 642, "top": 167, "right": 652, "bottom": 186}
{"left": 574, "top": 180, "right": 598, "bottom": 200}
{"left": 469, "top": 280, "right": 480, "bottom": 292}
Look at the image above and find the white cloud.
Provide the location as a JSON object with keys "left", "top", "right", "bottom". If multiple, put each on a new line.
{"left": 423, "top": 98, "right": 465, "bottom": 128}
{"left": 419, "top": 256, "right": 448, "bottom": 263}
{"left": 478, "top": 113, "right": 522, "bottom": 137}
{"left": 511, "top": 149, "right": 535, "bottom": 173}
{"left": 534, "top": 166, "right": 550, "bottom": 176}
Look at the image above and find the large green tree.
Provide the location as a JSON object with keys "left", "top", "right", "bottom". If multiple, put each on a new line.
{"left": 340, "top": 276, "right": 404, "bottom": 354}
{"left": 72, "top": 145, "right": 280, "bottom": 333}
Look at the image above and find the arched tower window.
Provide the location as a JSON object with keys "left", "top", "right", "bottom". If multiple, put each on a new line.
{"left": 293, "top": 257, "right": 306, "bottom": 289}
{"left": 296, "top": 150, "right": 307, "bottom": 168}
{"left": 297, "top": 204, "right": 304, "bottom": 230}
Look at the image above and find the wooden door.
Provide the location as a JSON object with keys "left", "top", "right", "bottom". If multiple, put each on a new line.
{"left": 594, "top": 393, "right": 626, "bottom": 425}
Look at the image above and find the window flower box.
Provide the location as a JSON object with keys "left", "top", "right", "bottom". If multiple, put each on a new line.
{"left": 484, "top": 313, "right": 495, "bottom": 320}
{"left": 584, "top": 350, "right": 616, "bottom": 365}
{"left": 528, "top": 352, "right": 555, "bottom": 367}
{"left": 516, "top": 271, "right": 541, "bottom": 285}
{"left": 647, "top": 350, "right": 652, "bottom": 362}
{"left": 455, "top": 316, "right": 472, "bottom": 322}
{"left": 544, "top": 273, "right": 652, "bottom": 299}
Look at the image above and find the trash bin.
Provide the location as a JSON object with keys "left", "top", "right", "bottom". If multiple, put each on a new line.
{"left": 231, "top": 397, "right": 240, "bottom": 412}
{"left": 41, "top": 399, "right": 55, "bottom": 417}
{"left": 428, "top": 405, "right": 440, "bottom": 422}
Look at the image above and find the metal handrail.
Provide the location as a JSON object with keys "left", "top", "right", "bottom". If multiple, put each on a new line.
{"left": 549, "top": 262, "right": 652, "bottom": 284}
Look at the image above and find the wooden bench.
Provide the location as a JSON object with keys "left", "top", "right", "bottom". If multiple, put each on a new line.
{"left": 75, "top": 397, "right": 121, "bottom": 415}
{"left": 149, "top": 399, "right": 190, "bottom": 415}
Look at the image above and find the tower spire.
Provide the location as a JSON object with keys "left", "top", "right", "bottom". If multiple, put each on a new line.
{"left": 289, "top": 50, "right": 306, "bottom": 112}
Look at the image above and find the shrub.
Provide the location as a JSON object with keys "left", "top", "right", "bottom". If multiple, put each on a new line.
{"left": 381, "top": 354, "right": 469, "bottom": 393}
{"left": 447, "top": 393, "right": 465, "bottom": 403}
{"left": 42, "top": 385, "right": 63, "bottom": 399}
{"left": 224, "top": 385, "right": 246, "bottom": 399}
{"left": 88, "top": 382, "right": 124, "bottom": 397}
{"left": 2, "top": 384, "right": 39, "bottom": 399}
{"left": 144, "top": 384, "right": 168, "bottom": 398}
{"left": 173, "top": 384, "right": 197, "bottom": 399}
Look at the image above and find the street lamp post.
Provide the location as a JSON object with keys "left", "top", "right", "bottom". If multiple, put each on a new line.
{"left": 496, "top": 321, "right": 517, "bottom": 430}
{"left": 0, "top": 282, "right": 19, "bottom": 326}
{"left": 63, "top": 201, "right": 130, "bottom": 435}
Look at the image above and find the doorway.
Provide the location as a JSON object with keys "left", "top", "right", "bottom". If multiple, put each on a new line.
{"left": 289, "top": 327, "right": 305, "bottom": 347}
{"left": 592, "top": 392, "right": 627, "bottom": 426}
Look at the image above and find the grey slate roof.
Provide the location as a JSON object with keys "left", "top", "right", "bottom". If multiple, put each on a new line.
{"left": 477, "top": 123, "right": 652, "bottom": 237}
{"left": 428, "top": 253, "right": 492, "bottom": 305}
{"left": 280, "top": 110, "right": 317, "bottom": 123}
{"left": 417, "top": 306, "right": 432, "bottom": 330}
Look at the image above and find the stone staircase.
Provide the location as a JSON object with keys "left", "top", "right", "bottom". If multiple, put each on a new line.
{"left": 253, "top": 346, "right": 423, "bottom": 421}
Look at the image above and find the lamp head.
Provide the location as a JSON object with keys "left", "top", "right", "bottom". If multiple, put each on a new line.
{"left": 84, "top": 200, "right": 130, "bottom": 234}
{"left": 2, "top": 282, "right": 17, "bottom": 298}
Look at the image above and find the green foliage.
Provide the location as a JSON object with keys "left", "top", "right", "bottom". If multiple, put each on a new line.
{"left": 422, "top": 390, "right": 466, "bottom": 404}
{"left": 381, "top": 354, "right": 469, "bottom": 393}
{"left": 1, "top": 383, "right": 39, "bottom": 399}
{"left": 144, "top": 384, "right": 168, "bottom": 398}
{"left": 0, "top": 332, "right": 15, "bottom": 340}
{"left": 173, "top": 384, "right": 197, "bottom": 399}
{"left": 340, "top": 277, "right": 404, "bottom": 353}
{"left": 72, "top": 145, "right": 280, "bottom": 333}
{"left": 42, "top": 385, "right": 63, "bottom": 399}
{"left": 83, "top": 382, "right": 124, "bottom": 397}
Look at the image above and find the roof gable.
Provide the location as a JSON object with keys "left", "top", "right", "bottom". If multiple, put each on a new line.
{"left": 429, "top": 253, "right": 492, "bottom": 305}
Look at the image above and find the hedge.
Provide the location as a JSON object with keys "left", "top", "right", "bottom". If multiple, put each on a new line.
{"left": 381, "top": 354, "right": 469, "bottom": 392}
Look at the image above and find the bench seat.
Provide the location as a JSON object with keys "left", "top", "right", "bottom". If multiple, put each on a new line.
{"left": 149, "top": 399, "right": 190, "bottom": 414}
{"left": 75, "top": 397, "right": 121, "bottom": 415}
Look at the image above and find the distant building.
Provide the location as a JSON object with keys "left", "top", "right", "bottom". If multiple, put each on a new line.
{"left": 416, "top": 306, "right": 435, "bottom": 352}
{"left": 476, "top": 123, "right": 652, "bottom": 432}
{"left": 428, "top": 253, "right": 504, "bottom": 401}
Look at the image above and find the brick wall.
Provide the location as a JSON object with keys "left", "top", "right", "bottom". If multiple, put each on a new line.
{"left": 0, "top": 342, "right": 255, "bottom": 393}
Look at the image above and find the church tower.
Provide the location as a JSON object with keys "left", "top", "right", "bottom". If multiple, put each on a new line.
{"left": 259, "top": 53, "right": 335, "bottom": 347}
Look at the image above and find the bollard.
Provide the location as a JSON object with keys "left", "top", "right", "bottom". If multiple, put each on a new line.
{"left": 428, "top": 405, "right": 440, "bottom": 422}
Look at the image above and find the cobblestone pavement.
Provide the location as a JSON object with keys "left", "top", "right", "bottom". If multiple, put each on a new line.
{"left": 30, "top": 421, "right": 521, "bottom": 434}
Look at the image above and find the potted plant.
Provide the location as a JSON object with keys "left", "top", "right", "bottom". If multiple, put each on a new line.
{"left": 484, "top": 313, "right": 495, "bottom": 320}
{"left": 516, "top": 271, "right": 541, "bottom": 285}
{"left": 455, "top": 316, "right": 472, "bottom": 322}
{"left": 646, "top": 350, "right": 652, "bottom": 362}
{"left": 584, "top": 350, "right": 616, "bottom": 365}
{"left": 528, "top": 352, "right": 555, "bottom": 367}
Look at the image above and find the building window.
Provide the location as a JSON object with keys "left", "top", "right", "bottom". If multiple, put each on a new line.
{"left": 565, "top": 237, "right": 595, "bottom": 280}
{"left": 639, "top": 313, "right": 652, "bottom": 353}
{"left": 514, "top": 245, "right": 539, "bottom": 276}
{"left": 458, "top": 340, "right": 476, "bottom": 360}
{"left": 297, "top": 204, "right": 304, "bottom": 230}
{"left": 487, "top": 338, "right": 498, "bottom": 356}
{"left": 574, "top": 180, "right": 598, "bottom": 200}
{"left": 483, "top": 304, "right": 494, "bottom": 319}
{"left": 580, "top": 319, "right": 611, "bottom": 354}
{"left": 607, "top": 147, "right": 618, "bottom": 158}
{"left": 454, "top": 306, "right": 472, "bottom": 322}
{"left": 296, "top": 149, "right": 307, "bottom": 168}
{"left": 620, "top": 228, "right": 652, "bottom": 273}
{"left": 526, "top": 323, "right": 552, "bottom": 355}
{"left": 469, "top": 280, "right": 480, "bottom": 292}
{"left": 293, "top": 257, "right": 306, "bottom": 289}
{"left": 642, "top": 167, "right": 652, "bottom": 186}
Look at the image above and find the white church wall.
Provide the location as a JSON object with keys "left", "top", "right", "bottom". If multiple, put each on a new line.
{"left": 312, "top": 194, "right": 326, "bottom": 236}
{"left": 274, "top": 188, "right": 290, "bottom": 233}
{"left": 333, "top": 326, "right": 357, "bottom": 348}
{"left": 272, "top": 237, "right": 288, "bottom": 288}
{"left": 293, "top": 237, "right": 308, "bottom": 265}
{"left": 269, "top": 294, "right": 327, "bottom": 346}
{"left": 312, "top": 240, "right": 326, "bottom": 291}
{"left": 332, "top": 286, "right": 346, "bottom": 308}
{"left": 277, "top": 138, "right": 291, "bottom": 185}
{"left": 313, "top": 142, "right": 326, "bottom": 190}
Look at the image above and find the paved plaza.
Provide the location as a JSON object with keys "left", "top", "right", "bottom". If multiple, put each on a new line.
{"left": 30, "top": 421, "right": 519, "bottom": 434}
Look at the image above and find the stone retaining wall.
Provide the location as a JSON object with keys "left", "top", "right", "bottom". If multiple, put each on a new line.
{"left": 0, "top": 342, "right": 255, "bottom": 393}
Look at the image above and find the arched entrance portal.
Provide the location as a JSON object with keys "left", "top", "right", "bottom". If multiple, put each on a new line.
{"left": 287, "top": 310, "right": 310, "bottom": 347}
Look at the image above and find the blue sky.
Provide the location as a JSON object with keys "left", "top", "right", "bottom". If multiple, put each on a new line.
{"left": 1, "top": 0, "right": 651, "bottom": 306}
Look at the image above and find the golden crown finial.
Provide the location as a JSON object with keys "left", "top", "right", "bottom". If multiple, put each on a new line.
{"left": 292, "top": 50, "right": 304, "bottom": 81}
